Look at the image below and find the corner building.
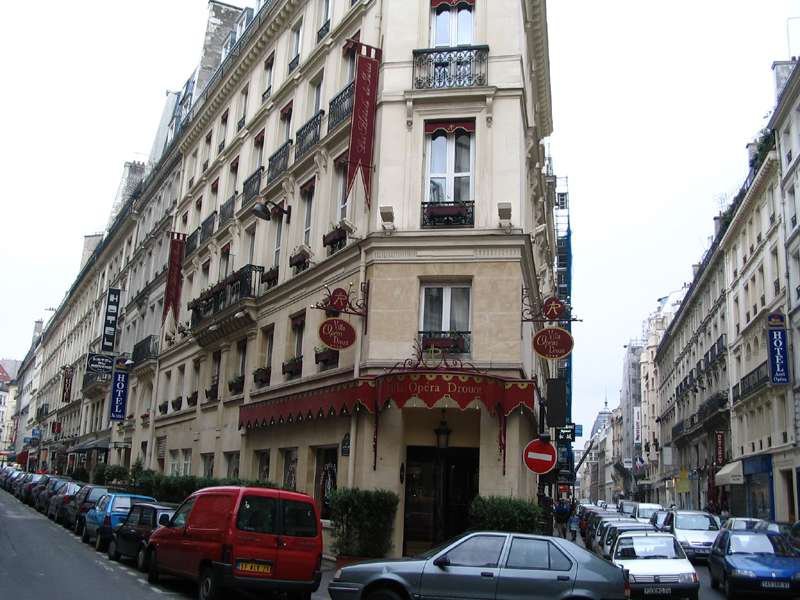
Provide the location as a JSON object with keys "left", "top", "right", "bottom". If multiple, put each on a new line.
{"left": 134, "top": 0, "right": 556, "bottom": 557}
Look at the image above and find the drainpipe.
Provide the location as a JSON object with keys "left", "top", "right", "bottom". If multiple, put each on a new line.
{"left": 348, "top": 243, "right": 367, "bottom": 489}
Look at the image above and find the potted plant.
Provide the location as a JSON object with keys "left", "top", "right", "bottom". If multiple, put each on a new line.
{"left": 158, "top": 401, "right": 168, "bottom": 415}
{"left": 262, "top": 266, "right": 279, "bottom": 288}
{"left": 253, "top": 367, "right": 271, "bottom": 387}
{"left": 140, "top": 412, "right": 150, "bottom": 424}
{"left": 330, "top": 488, "right": 399, "bottom": 567}
{"left": 322, "top": 224, "right": 348, "bottom": 253}
{"left": 171, "top": 397, "right": 183, "bottom": 411}
{"left": 187, "top": 391, "right": 199, "bottom": 407}
{"left": 314, "top": 346, "right": 339, "bottom": 365}
{"left": 126, "top": 414, "right": 135, "bottom": 421}
{"left": 205, "top": 383, "right": 219, "bottom": 402}
{"left": 282, "top": 356, "right": 303, "bottom": 377}
{"left": 228, "top": 375, "right": 245, "bottom": 395}
{"left": 289, "top": 244, "right": 312, "bottom": 271}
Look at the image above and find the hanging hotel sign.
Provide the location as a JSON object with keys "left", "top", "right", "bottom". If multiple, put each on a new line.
{"left": 767, "top": 312, "right": 790, "bottom": 385}
{"left": 162, "top": 232, "right": 186, "bottom": 325}
{"left": 318, "top": 318, "right": 357, "bottom": 350}
{"left": 533, "top": 327, "right": 574, "bottom": 360}
{"left": 101, "top": 288, "right": 121, "bottom": 353}
{"left": 542, "top": 297, "right": 566, "bottom": 321}
{"left": 715, "top": 431, "right": 725, "bottom": 465}
{"left": 633, "top": 406, "right": 642, "bottom": 445}
{"left": 61, "top": 367, "right": 74, "bottom": 404}
{"left": 109, "top": 357, "right": 130, "bottom": 421}
{"left": 86, "top": 353, "right": 114, "bottom": 375}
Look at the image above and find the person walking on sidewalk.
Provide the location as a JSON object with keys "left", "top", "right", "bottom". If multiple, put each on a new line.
{"left": 567, "top": 511, "right": 579, "bottom": 542}
{"left": 554, "top": 499, "right": 570, "bottom": 538}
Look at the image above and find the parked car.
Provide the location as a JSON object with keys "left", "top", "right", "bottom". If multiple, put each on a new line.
{"left": 0, "top": 467, "right": 20, "bottom": 490}
{"left": 593, "top": 517, "right": 637, "bottom": 553}
{"left": 83, "top": 492, "right": 155, "bottom": 551}
{"left": 585, "top": 511, "right": 620, "bottom": 545}
{"left": 3, "top": 470, "right": 25, "bottom": 492}
{"left": 649, "top": 509, "right": 669, "bottom": 530}
{"left": 65, "top": 484, "right": 108, "bottom": 534}
{"left": 618, "top": 500, "right": 637, "bottom": 517}
{"left": 722, "top": 517, "right": 761, "bottom": 531}
{"left": 29, "top": 474, "right": 56, "bottom": 507}
{"left": 753, "top": 520, "right": 794, "bottom": 536}
{"left": 611, "top": 531, "right": 699, "bottom": 600}
{"left": 107, "top": 503, "right": 175, "bottom": 571}
{"left": 330, "top": 531, "right": 629, "bottom": 600}
{"left": 601, "top": 522, "right": 656, "bottom": 560}
{"left": 147, "top": 486, "right": 323, "bottom": 600}
{"left": 631, "top": 502, "right": 663, "bottom": 524}
{"left": 35, "top": 477, "right": 71, "bottom": 512}
{"left": 708, "top": 530, "right": 800, "bottom": 597}
{"left": 19, "top": 473, "right": 44, "bottom": 503}
{"left": 47, "top": 481, "right": 82, "bottom": 523}
{"left": 661, "top": 510, "right": 720, "bottom": 560}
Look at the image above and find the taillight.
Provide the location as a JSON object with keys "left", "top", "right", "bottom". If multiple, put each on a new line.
{"left": 80, "top": 504, "right": 90, "bottom": 513}
{"left": 221, "top": 544, "right": 233, "bottom": 563}
{"left": 63, "top": 495, "right": 72, "bottom": 505}
{"left": 103, "top": 516, "right": 111, "bottom": 528}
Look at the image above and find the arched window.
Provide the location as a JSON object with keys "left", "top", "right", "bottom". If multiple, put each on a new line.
{"left": 431, "top": 2, "right": 473, "bottom": 47}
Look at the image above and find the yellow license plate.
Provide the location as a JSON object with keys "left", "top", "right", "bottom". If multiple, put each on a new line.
{"left": 236, "top": 561, "right": 272, "bottom": 575}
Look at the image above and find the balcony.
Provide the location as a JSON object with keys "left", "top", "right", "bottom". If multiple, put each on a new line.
{"left": 732, "top": 383, "right": 740, "bottom": 403}
{"left": 132, "top": 334, "right": 159, "bottom": 366}
{"left": 82, "top": 371, "right": 110, "bottom": 395}
{"left": 739, "top": 360, "right": 769, "bottom": 402}
{"left": 328, "top": 81, "right": 355, "bottom": 131}
{"left": 295, "top": 111, "right": 325, "bottom": 161}
{"left": 412, "top": 45, "right": 489, "bottom": 89}
{"left": 200, "top": 212, "right": 217, "bottom": 244}
{"left": 188, "top": 264, "right": 264, "bottom": 329}
{"left": 219, "top": 194, "right": 236, "bottom": 228}
{"left": 421, "top": 201, "right": 474, "bottom": 228}
{"left": 267, "top": 140, "right": 292, "bottom": 184}
{"left": 288, "top": 54, "right": 300, "bottom": 74}
{"left": 317, "top": 19, "right": 330, "bottom": 42}
{"left": 242, "top": 167, "right": 263, "bottom": 208}
{"left": 419, "top": 330, "right": 471, "bottom": 354}
{"left": 185, "top": 228, "right": 200, "bottom": 257}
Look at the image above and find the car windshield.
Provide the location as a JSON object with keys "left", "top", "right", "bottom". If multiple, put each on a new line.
{"left": 730, "top": 534, "right": 798, "bottom": 556}
{"left": 676, "top": 514, "right": 718, "bottom": 530}
{"left": 620, "top": 503, "right": 635, "bottom": 515}
{"left": 638, "top": 508, "right": 658, "bottom": 519}
{"left": 615, "top": 536, "right": 686, "bottom": 560}
{"left": 730, "top": 519, "right": 758, "bottom": 530}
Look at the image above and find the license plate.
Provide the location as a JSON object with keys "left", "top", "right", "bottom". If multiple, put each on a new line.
{"left": 762, "top": 581, "right": 790, "bottom": 589}
{"left": 236, "top": 560, "right": 272, "bottom": 575}
{"left": 643, "top": 587, "right": 671, "bottom": 595}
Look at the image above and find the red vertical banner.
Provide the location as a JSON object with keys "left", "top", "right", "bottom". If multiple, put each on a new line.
{"left": 346, "top": 41, "right": 382, "bottom": 210}
{"left": 715, "top": 431, "right": 725, "bottom": 465}
{"left": 61, "top": 367, "right": 73, "bottom": 404}
{"left": 162, "top": 233, "right": 186, "bottom": 324}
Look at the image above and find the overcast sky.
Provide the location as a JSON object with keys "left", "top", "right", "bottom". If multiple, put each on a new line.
{"left": 1, "top": 1, "right": 799, "bottom": 448}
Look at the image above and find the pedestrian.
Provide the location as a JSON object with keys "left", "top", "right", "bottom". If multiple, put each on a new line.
{"left": 554, "top": 499, "right": 570, "bottom": 538}
{"left": 568, "top": 512, "right": 579, "bottom": 542}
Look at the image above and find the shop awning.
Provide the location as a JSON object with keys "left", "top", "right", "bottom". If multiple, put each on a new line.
{"left": 239, "top": 371, "right": 537, "bottom": 430}
{"left": 66, "top": 437, "right": 111, "bottom": 454}
{"left": 715, "top": 460, "right": 743, "bottom": 486}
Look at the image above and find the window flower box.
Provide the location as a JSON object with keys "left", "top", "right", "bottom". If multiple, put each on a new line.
{"left": 315, "top": 347, "right": 339, "bottom": 365}
{"left": 253, "top": 367, "right": 271, "bottom": 387}
{"left": 171, "top": 397, "right": 183, "bottom": 411}
{"left": 126, "top": 414, "right": 135, "bottom": 421}
{"left": 187, "top": 391, "right": 199, "bottom": 407}
{"left": 282, "top": 356, "right": 303, "bottom": 378}
{"left": 205, "top": 383, "right": 219, "bottom": 402}
{"left": 140, "top": 412, "right": 150, "bottom": 423}
{"left": 228, "top": 375, "right": 245, "bottom": 395}
{"left": 262, "top": 266, "right": 279, "bottom": 289}
{"left": 158, "top": 401, "right": 169, "bottom": 415}
{"left": 322, "top": 225, "right": 348, "bottom": 250}
{"left": 289, "top": 245, "right": 312, "bottom": 272}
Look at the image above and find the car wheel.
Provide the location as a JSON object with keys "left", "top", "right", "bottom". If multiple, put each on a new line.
{"left": 108, "top": 539, "right": 120, "bottom": 561}
{"left": 74, "top": 518, "right": 83, "bottom": 535}
{"left": 136, "top": 546, "right": 148, "bottom": 572}
{"left": 366, "top": 588, "right": 403, "bottom": 600}
{"left": 723, "top": 574, "right": 737, "bottom": 600}
{"left": 198, "top": 567, "right": 221, "bottom": 600}
{"left": 95, "top": 532, "right": 107, "bottom": 552}
{"left": 81, "top": 525, "right": 90, "bottom": 544}
{"left": 147, "top": 550, "right": 160, "bottom": 584}
{"left": 710, "top": 566, "right": 719, "bottom": 590}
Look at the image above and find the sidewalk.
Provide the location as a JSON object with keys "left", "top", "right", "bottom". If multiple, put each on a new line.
{"left": 311, "top": 560, "right": 336, "bottom": 600}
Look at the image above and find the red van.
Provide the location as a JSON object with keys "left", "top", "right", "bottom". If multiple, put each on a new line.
{"left": 146, "top": 486, "right": 322, "bottom": 600}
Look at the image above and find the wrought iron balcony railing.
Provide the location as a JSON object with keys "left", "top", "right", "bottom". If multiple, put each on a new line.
{"left": 295, "top": 111, "right": 324, "bottom": 161}
{"left": 219, "top": 194, "right": 236, "bottom": 228}
{"left": 242, "top": 167, "right": 263, "bottom": 208}
{"left": 267, "top": 140, "right": 292, "bottom": 184}
{"left": 262, "top": 85, "right": 272, "bottom": 103}
{"left": 328, "top": 81, "right": 355, "bottom": 131}
{"left": 421, "top": 201, "right": 475, "bottom": 228}
{"left": 200, "top": 211, "right": 217, "bottom": 244}
{"left": 185, "top": 227, "right": 200, "bottom": 257}
{"left": 418, "top": 330, "right": 471, "bottom": 354}
{"left": 412, "top": 45, "right": 489, "bottom": 90}
{"left": 218, "top": 140, "right": 226, "bottom": 154}
{"left": 739, "top": 360, "right": 769, "bottom": 401}
{"left": 82, "top": 371, "right": 110, "bottom": 391}
{"left": 189, "top": 264, "right": 265, "bottom": 328}
{"left": 132, "top": 334, "right": 159, "bottom": 365}
{"left": 731, "top": 383, "right": 740, "bottom": 403}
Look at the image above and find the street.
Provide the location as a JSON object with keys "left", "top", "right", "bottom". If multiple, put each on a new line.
{"left": 0, "top": 490, "right": 335, "bottom": 600}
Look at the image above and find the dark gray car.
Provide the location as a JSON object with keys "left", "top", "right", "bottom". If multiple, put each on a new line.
{"left": 329, "top": 531, "right": 627, "bottom": 600}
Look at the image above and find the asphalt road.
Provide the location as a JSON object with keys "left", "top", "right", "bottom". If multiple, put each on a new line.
{"left": 0, "top": 489, "right": 335, "bottom": 600}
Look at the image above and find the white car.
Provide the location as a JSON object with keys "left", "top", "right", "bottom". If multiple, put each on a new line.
{"left": 631, "top": 502, "right": 663, "bottom": 524}
{"left": 611, "top": 531, "right": 700, "bottom": 600}
{"left": 662, "top": 510, "right": 721, "bottom": 560}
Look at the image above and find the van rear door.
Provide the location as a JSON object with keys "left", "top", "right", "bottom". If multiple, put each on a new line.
{"left": 184, "top": 492, "right": 236, "bottom": 577}
{"left": 230, "top": 492, "right": 280, "bottom": 580}
{"left": 276, "top": 495, "right": 321, "bottom": 582}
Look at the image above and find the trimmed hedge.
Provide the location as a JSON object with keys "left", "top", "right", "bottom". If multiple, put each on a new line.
{"left": 132, "top": 470, "right": 279, "bottom": 503}
{"left": 330, "top": 488, "right": 399, "bottom": 558}
{"left": 469, "top": 496, "right": 544, "bottom": 533}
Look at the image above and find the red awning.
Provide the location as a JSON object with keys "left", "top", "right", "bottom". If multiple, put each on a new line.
{"left": 254, "top": 129, "right": 265, "bottom": 146}
{"left": 280, "top": 102, "right": 293, "bottom": 120}
{"left": 425, "top": 119, "right": 475, "bottom": 136}
{"left": 238, "top": 371, "right": 536, "bottom": 430}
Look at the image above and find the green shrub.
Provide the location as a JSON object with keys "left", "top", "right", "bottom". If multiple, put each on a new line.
{"left": 105, "top": 465, "right": 129, "bottom": 484}
{"left": 469, "top": 496, "right": 544, "bottom": 534}
{"left": 128, "top": 470, "right": 278, "bottom": 503}
{"left": 330, "top": 488, "right": 400, "bottom": 558}
{"left": 92, "top": 463, "right": 107, "bottom": 485}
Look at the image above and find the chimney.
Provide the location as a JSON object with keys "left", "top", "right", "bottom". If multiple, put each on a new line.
{"left": 713, "top": 215, "right": 722, "bottom": 236}
{"left": 692, "top": 263, "right": 701, "bottom": 277}
{"left": 196, "top": 2, "right": 244, "bottom": 94}
{"left": 32, "top": 320, "right": 43, "bottom": 343}
{"left": 746, "top": 141, "right": 759, "bottom": 165}
{"left": 80, "top": 233, "right": 103, "bottom": 270}
{"left": 773, "top": 58, "right": 798, "bottom": 100}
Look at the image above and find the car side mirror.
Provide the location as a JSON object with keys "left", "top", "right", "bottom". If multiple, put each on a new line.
{"left": 433, "top": 556, "right": 451, "bottom": 569}
{"left": 159, "top": 514, "right": 171, "bottom": 527}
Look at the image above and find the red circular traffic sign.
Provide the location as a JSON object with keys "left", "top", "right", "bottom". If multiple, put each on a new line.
{"left": 523, "top": 438, "right": 557, "bottom": 474}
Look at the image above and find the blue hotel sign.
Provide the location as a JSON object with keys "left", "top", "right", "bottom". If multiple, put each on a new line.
{"left": 109, "top": 358, "right": 130, "bottom": 421}
{"left": 767, "top": 312, "right": 790, "bottom": 385}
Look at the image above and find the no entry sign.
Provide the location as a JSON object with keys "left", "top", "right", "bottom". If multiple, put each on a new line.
{"left": 523, "top": 438, "right": 557, "bottom": 474}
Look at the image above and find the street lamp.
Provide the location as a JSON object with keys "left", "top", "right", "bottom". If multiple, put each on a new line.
{"left": 434, "top": 412, "right": 451, "bottom": 450}
{"left": 433, "top": 409, "right": 451, "bottom": 544}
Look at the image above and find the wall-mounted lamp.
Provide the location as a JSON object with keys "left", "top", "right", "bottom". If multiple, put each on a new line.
{"left": 253, "top": 200, "right": 291, "bottom": 224}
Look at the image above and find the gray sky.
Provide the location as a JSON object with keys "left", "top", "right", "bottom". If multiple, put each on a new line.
{"left": 1, "top": 1, "right": 799, "bottom": 449}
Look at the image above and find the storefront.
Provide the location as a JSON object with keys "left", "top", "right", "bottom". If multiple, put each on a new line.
{"left": 743, "top": 454, "right": 774, "bottom": 520}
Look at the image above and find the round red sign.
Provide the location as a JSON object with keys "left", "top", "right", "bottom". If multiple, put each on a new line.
{"left": 329, "top": 288, "right": 350, "bottom": 312}
{"left": 523, "top": 438, "right": 557, "bottom": 475}
{"left": 533, "top": 327, "right": 574, "bottom": 360}
{"left": 542, "top": 297, "right": 566, "bottom": 321}
{"left": 318, "top": 318, "right": 357, "bottom": 350}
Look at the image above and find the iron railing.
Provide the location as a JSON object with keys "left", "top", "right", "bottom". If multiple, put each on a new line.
{"left": 412, "top": 45, "right": 489, "bottom": 89}
{"left": 82, "top": 371, "right": 110, "bottom": 391}
{"left": 732, "top": 383, "right": 740, "bottom": 403}
{"left": 242, "top": 167, "right": 263, "bottom": 207}
{"left": 132, "top": 334, "right": 159, "bottom": 365}
{"left": 267, "top": 140, "right": 293, "bottom": 183}
{"left": 219, "top": 194, "right": 236, "bottom": 227}
{"left": 218, "top": 140, "right": 226, "bottom": 154}
{"left": 421, "top": 201, "right": 475, "bottom": 228}
{"left": 739, "top": 360, "right": 769, "bottom": 401}
{"left": 418, "top": 331, "right": 472, "bottom": 354}
{"left": 189, "top": 264, "right": 265, "bottom": 328}
{"left": 328, "top": 81, "right": 355, "bottom": 131}
{"left": 671, "top": 420, "right": 685, "bottom": 439}
{"left": 185, "top": 228, "right": 200, "bottom": 256}
{"left": 295, "top": 111, "right": 325, "bottom": 160}
{"left": 200, "top": 212, "right": 217, "bottom": 244}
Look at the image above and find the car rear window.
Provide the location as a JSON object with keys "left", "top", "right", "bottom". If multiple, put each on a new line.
{"left": 87, "top": 488, "right": 108, "bottom": 501}
{"left": 237, "top": 496, "right": 278, "bottom": 534}
{"left": 112, "top": 496, "right": 133, "bottom": 512}
{"left": 282, "top": 500, "right": 317, "bottom": 537}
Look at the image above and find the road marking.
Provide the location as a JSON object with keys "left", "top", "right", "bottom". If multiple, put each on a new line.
{"left": 150, "top": 586, "right": 164, "bottom": 594}
{"left": 527, "top": 451, "right": 553, "bottom": 461}
{"left": 137, "top": 578, "right": 148, "bottom": 585}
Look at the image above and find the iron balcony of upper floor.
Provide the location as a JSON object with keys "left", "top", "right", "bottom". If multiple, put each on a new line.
{"left": 421, "top": 201, "right": 475, "bottom": 228}
{"left": 735, "top": 360, "right": 770, "bottom": 405}
{"left": 418, "top": 330, "right": 472, "bottom": 354}
{"left": 188, "top": 264, "right": 264, "bottom": 330}
{"left": 132, "top": 334, "right": 159, "bottom": 367}
{"left": 82, "top": 371, "right": 110, "bottom": 395}
{"left": 412, "top": 45, "right": 489, "bottom": 90}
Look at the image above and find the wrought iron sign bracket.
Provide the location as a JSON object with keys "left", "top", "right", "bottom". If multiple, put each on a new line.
{"left": 311, "top": 281, "right": 369, "bottom": 333}
{"left": 521, "top": 288, "right": 582, "bottom": 323}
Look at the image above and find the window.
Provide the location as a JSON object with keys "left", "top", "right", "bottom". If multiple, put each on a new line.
{"left": 237, "top": 496, "right": 277, "bottom": 533}
{"left": 212, "top": 350, "right": 221, "bottom": 384}
{"left": 219, "top": 110, "right": 229, "bottom": 150}
{"left": 311, "top": 76, "right": 323, "bottom": 113}
{"left": 256, "top": 449, "right": 271, "bottom": 481}
{"left": 431, "top": 4, "right": 473, "bottom": 47}
{"left": 237, "top": 338, "right": 247, "bottom": 376}
{"left": 291, "top": 314, "right": 305, "bottom": 358}
{"left": 302, "top": 184, "right": 314, "bottom": 245}
{"left": 201, "top": 260, "right": 210, "bottom": 288}
{"left": 263, "top": 54, "right": 274, "bottom": 95}
{"left": 225, "top": 451, "right": 240, "bottom": 479}
{"left": 169, "top": 450, "right": 180, "bottom": 475}
{"left": 421, "top": 285, "right": 470, "bottom": 332}
{"left": 506, "top": 538, "right": 572, "bottom": 570}
{"left": 273, "top": 218, "right": 283, "bottom": 267}
{"left": 202, "top": 452, "right": 215, "bottom": 478}
{"left": 335, "top": 157, "right": 349, "bottom": 221}
{"left": 239, "top": 86, "right": 249, "bottom": 124}
{"left": 245, "top": 226, "right": 256, "bottom": 264}
{"left": 282, "top": 447, "right": 298, "bottom": 490}
{"left": 220, "top": 246, "right": 231, "bottom": 280}
{"left": 426, "top": 124, "right": 474, "bottom": 204}
{"left": 314, "top": 447, "right": 338, "bottom": 519}
{"left": 320, "top": 0, "right": 331, "bottom": 25}
{"left": 112, "top": 496, "right": 134, "bottom": 512}
{"left": 445, "top": 535, "right": 506, "bottom": 567}
{"left": 182, "top": 449, "right": 192, "bottom": 475}
{"left": 281, "top": 104, "right": 293, "bottom": 142}
{"left": 290, "top": 21, "right": 303, "bottom": 61}
{"left": 283, "top": 500, "right": 318, "bottom": 537}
